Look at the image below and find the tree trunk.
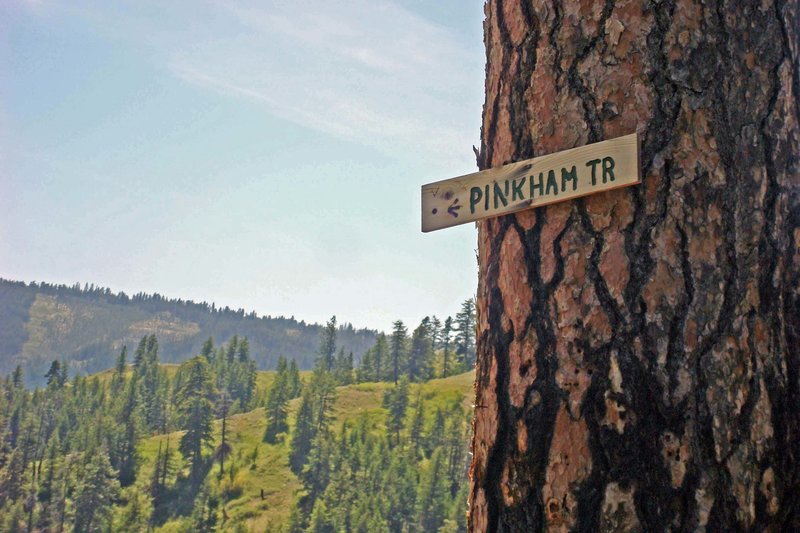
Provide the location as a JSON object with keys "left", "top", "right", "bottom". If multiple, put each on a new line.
{"left": 468, "top": 1, "right": 799, "bottom": 532}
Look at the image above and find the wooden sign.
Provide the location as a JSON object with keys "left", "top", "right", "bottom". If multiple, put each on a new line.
{"left": 421, "top": 133, "right": 640, "bottom": 232}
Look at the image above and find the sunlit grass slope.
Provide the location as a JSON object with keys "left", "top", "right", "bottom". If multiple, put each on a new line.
{"left": 125, "top": 370, "right": 475, "bottom": 532}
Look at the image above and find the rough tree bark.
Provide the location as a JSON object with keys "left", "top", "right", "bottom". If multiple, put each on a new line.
{"left": 468, "top": 1, "right": 799, "bottom": 531}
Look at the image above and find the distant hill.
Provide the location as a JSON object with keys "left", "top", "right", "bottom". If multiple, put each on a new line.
{"left": 0, "top": 278, "right": 377, "bottom": 386}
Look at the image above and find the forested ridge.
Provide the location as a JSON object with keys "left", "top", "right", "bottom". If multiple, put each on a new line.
{"left": 0, "top": 278, "right": 377, "bottom": 386}
{"left": 0, "top": 301, "right": 477, "bottom": 531}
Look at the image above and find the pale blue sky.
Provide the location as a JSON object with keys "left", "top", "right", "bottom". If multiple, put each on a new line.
{"left": 0, "top": 0, "right": 485, "bottom": 331}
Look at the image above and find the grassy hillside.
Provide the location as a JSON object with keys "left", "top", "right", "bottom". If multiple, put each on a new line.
{"left": 0, "top": 279, "right": 377, "bottom": 386}
{"left": 124, "top": 371, "right": 475, "bottom": 532}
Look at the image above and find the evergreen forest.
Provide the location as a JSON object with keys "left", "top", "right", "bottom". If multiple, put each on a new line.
{"left": 0, "top": 299, "right": 477, "bottom": 532}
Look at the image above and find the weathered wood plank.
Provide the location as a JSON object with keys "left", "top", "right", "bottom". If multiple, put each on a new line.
{"left": 421, "top": 133, "right": 640, "bottom": 232}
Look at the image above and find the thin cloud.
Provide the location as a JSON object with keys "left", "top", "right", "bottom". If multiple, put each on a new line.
{"left": 12, "top": 0, "right": 483, "bottom": 171}
{"left": 168, "top": 0, "right": 483, "bottom": 171}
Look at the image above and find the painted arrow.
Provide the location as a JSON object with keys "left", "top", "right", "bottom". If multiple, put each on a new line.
{"left": 447, "top": 198, "right": 462, "bottom": 218}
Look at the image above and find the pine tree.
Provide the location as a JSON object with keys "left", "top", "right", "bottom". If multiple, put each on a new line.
{"left": 290, "top": 371, "right": 335, "bottom": 475}
{"left": 236, "top": 337, "right": 250, "bottom": 363}
{"left": 200, "top": 337, "right": 215, "bottom": 362}
{"left": 116, "top": 487, "right": 152, "bottom": 532}
{"left": 225, "top": 335, "right": 238, "bottom": 365}
{"left": 444, "top": 413, "right": 468, "bottom": 498}
{"left": 54, "top": 453, "right": 75, "bottom": 533}
{"left": 415, "top": 449, "right": 448, "bottom": 532}
{"left": 135, "top": 334, "right": 167, "bottom": 432}
{"left": 441, "top": 317, "right": 453, "bottom": 377}
{"left": 318, "top": 316, "right": 337, "bottom": 372}
{"left": 287, "top": 360, "right": 302, "bottom": 399}
{"left": 264, "top": 357, "right": 290, "bottom": 443}
{"left": 427, "top": 408, "right": 446, "bottom": 455}
{"left": 289, "top": 391, "right": 315, "bottom": 474}
{"left": 44, "top": 360, "right": 64, "bottom": 388}
{"left": 232, "top": 340, "right": 257, "bottom": 409}
{"left": 111, "top": 346, "right": 127, "bottom": 393}
{"left": 176, "top": 356, "right": 215, "bottom": 479}
{"left": 453, "top": 299, "right": 475, "bottom": 368}
{"left": 58, "top": 360, "right": 69, "bottom": 386}
{"left": 384, "top": 450, "right": 417, "bottom": 533}
{"left": 373, "top": 333, "right": 388, "bottom": 382}
{"left": 407, "top": 322, "right": 433, "bottom": 382}
{"left": 356, "top": 348, "right": 376, "bottom": 383}
{"left": 307, "top": 498, "right": 335, "bottom": 533}
{"left": 420, "top": 315, "right": 431, "bottom": 335}
{"left": 37, "top": 434, "right": 60, "bottom": 503}
{"left": 216, "top": 389, "right": 232, "bottom": 477}
{"left": 389, "top": 321, "right": 408, "bottom": 384}
{"left": 408, "top": 393, "right": 425, "bottom": 459}
{"left": 211, "top": 337, "right": 257, "bottom": 411}
{"left": 469, "top": 3, "right": 800, "bottom": 528}
{"left": 333, "top": 348, "right": 353, "bottom": 385}
{"left": 4, "top": 504, "right": 24, "bottom": 533}
{"left": 383, "top": 378, "right": 409, "bottom": 447}
{"left": 0, "top": 447, "right": 26, "bottom": 505}
{"left": 114, "top": 379, "right": 140, "bottom": 486}
{"left": 11, "top": 365, "right": 23, "bottom": 388}
{"left": 430, "top": 316, "right": 443, "bottom": 350}
{"left": 352, "top": 498, "right": 391, "bottom": 533}
{"left": 301, "top": 428, "right": 333, "bottom": 502}
{"left": 132, "top": 336, "right": 147, "bottom": 370}
{"left": 212, "top": 346, "right": 226, "bottom": 388}
{"left": 72, "top": 448, "right": 121, "bottom": 532}
{"left": 311, "top": 372, "right": 336, "bottom": 432}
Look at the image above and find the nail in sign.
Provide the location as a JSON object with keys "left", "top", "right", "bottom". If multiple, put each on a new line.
{"left": 421, "top": 133, "right": 641, "bottom": 232}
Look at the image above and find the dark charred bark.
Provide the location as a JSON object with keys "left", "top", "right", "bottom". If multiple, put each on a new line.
{"left": 468, "top": 1, "right": 799, "bottom": 532}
